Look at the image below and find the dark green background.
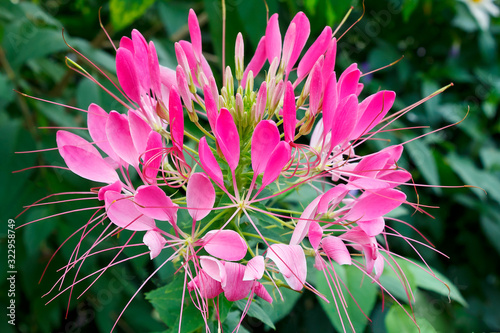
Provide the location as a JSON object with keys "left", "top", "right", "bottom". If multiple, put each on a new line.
{"left": 1, "top": 0, "right": 499, "bottom": 332}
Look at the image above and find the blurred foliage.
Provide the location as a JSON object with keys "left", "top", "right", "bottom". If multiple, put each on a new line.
{"left": 1, "top": 0, "right": 499, "bottom": 332}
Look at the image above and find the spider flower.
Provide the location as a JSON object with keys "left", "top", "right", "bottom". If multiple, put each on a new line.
{"left": 17, "top": 7, "right": 463, "bottom": 333}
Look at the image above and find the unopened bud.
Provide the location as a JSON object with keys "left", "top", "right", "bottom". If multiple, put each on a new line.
{"left": 299, "top": 113, "right": 315, "bottom": 136}
{"left": 174, "top": 43, "right": 192, "bottom": 83}
{"left": 176, "top": 65, "right": 193, "bottom": 113}
{"left": 267, "top": 57, "right": 279, "bottom": 84}
{"left": 156, "top": 101, "right": 169, "bottom": 122}
{"left": 280, "top": 22, "right": 296, "bottom": 75}
{"left": 255, "top": 81, "right": 267, "bottom": 122}
{"left": 270, "top": 80, "right": 285, "bottom": 115}
{"left": 235, "top": 92, "right": 244, "bottom": 119}
{"left": 235, "top": 33, "right": 244, "bottom": 82}
{"left": 245, "top": 71, "right": 254, "bottom": 96}
{"left": 224, "top": 66, "right": 234, "bottom": 97}
{"left": 209, "top": 76, "right": 220, "bottom": 109}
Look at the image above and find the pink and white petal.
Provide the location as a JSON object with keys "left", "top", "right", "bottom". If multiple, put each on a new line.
{"left": 321, "top": 236, "right": 351, "bottom": 265}
{"left": 253, "top": 282, "right": 273, "bottom": 304}
{"left": 243, "top": 256, "right": 265, "bottom": 281}
{"left": 148, "top": 41, "right": 162, "bottom": 99}
{"left": 287, "top": 11, "right": 310, "bottom": 73}
{"left": 317, "top": 184, "right": 349, "bottom": 215}
{"left": 187, "top": 173, "right": 215, "bottom": 221}
{"left": 57, "top": 130, "right": 101, "bottom": 156}
{"left": 106, "top": 111, "right": 139, "bottom": 167}
{"left": 104, "top": 191, "right": 155, "bottom": 231}
{"left": 188, "top": 269, "right": 223, "bottom": 299}
{"left": 266, "top": 244, "right": 307, "bottom": 291}
{"left": 60, "top": 145, "right": 119, "bottom": 183}
{"left": 87, "top": 104, "right": 123, "bottom": 164}
{"left": 168, "top": 87, "right": 185, "bottom": 151}
{"left": 290, "top": 195, "right": 322, "bottom": 245}
{"left": 373, "top": 255, "right": 385, "bottom": 280}
{"left": 308, "top": 221, "right": 323, "bottom": 250}
{"left": 143, "top": 230, "right": 167, "bottom": 259}
{"left": 128, "top": 110, "right": 152, "bottom": 154}
{"left": 358, "top": 217, "right": 385, "bottom": 237}
{"left": 135, "top": 185, "right": 178, "bottom": 224}
{"left": 143, "top": 131, "right": 163, "bottom": 183}
{"left": 200, "top": 256, "right": 225, "bottom": 282}
{"left": 116, "top": 48, "right": 140, "bottom": 103}
{"left": 202, "top": 230, "right": 247, "bottom": 261}
{"left": 222, "top": 262, "right": 253, "bottom": 301}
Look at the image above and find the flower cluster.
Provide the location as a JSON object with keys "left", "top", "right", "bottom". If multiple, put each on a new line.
{"left": 21, "top": 8, "right": 448, "bottom": 332}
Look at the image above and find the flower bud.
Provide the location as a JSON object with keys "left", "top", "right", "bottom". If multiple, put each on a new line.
{"left": 255, "top": 81, "right": 267, "bottom": 122}
{"left": 235, "top": 33, "right": 244, "bottom": 82}
{"left": 235, "top": 92, "right": 244, "bottom": 120}
{"left": 270, "top": 80, "right": 285, "bottom": 116}
{"left": 224, "top": 66, "right": 234, "bottom": 97}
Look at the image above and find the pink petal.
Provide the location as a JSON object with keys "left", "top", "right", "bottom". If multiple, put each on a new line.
{"left": 98, "top": 180, "right": 122, "bottom": 201}
{"left": 104, "top": 191, "right": 155, "bottom": 231}
{"left": 321, "top": 236, "right": 351, "bottom": 265}
{"left": 358, "top": 217, "right": 385, "bottom": 237}
{"left": 337, "top": 63, "right": 360, "bottom": 101}
{"left": 254, "top": 81, "right": 267, "bottom": 121}
{"left": 281, "top": 23, "right": 296, "bottom": 73}
{"left": 317, "top": 184, "right": 349, "bottom": 215}
{"left": 297, "top": 26, "right": 332, "bottom": 80}
{"left": 198, "top": 137, "right": 224, "bottom": 187}
{"left": 215, "top": 108, "right": 240, "bottom": 171}
{"left": 253, "top": 282, "right": 273, "bottom": 303}
{"left": 200, "top": 256, "right": 225, "bottom": 282}
{"left": 347, "top": 189, "right": 406, "bottom": 222}
{"left": 283, "top": 81, "right": 296, "bottom": 143}
{"left": 222, "top": 262, "right": 253, "bottom": 301}
{"left": 131, "top": 29, "right": 150, "bottom": 93}
{"left": 378, "top": 170, "right": 411, "bottom": 187}
{"left": 188, "top": 269, "right": 223, "bottom": 299}
{"left": 308, "top": 60, "right": 324, "bottom": 117}
{"left": 202, "top": 230, "right": 247, "bottom": 261}
{"left": 251, "top": 120, "right": 280, "bottom": 175}
{"left": 87, "top": 104, "right": 123, "bottom": 164}
{"left": 57, "top": 130, "right": 100, "bottom": 156}
{"left": 351, "top": 90, "right": 396, "bottom": 139}
{"left": 243, "top": 256, "right": 265, "bottom": 281}
{"left": 261, "top": 141, "right": 291, "bottom": 188}
{"left": 135, "top": 185, "right": 178, "bottom": 224}
{"left": 287, "top": 11, "right": 310, "bottom": 74}
{"left": 265, "top": 14, "right": 282, "bottom": 64}
{"left": 179, "top": 41, "right": 213, "bottom": 86}
{"left": 128, "top": 110, "right": 151, "bottom": 154}
{"left": 106, "top": 111, "right": 139, "bottom": 167}
{"left": 148, "top": 41, "right": 162, "bottom": 99}
{"left": 322, "top": 38, "right": 337, "bottom": 85}
{"left": 159, "top": 65, "right": 176, "bottom": 100}
{"left": 373, "top": 255, "right": 385, "bottom": 280}
{"left": 143, "top": 230, "right": 167, "bottom": 259}
{"left": 349, "top": 152, "right": 390, "bottom": 182}
{"left": 203, "top": 84, "right": 218, "bottom": 133}
{"left": 266, "top": 244, "right": 307, "bottom": 291}
{"left": 119, "top": 36, "right": 134, "bottom": 52}
{"left": 116, "top": 48, "right": 140, "bottom": 103}
{"left": 188, "top": 9, "right": 202, "bottom": 62}
{"left": 308, "top": 221, "right": 323, "bottom": 250}
{"left": 187, "top": 173, "right": 215, "bottom": 221}
{"left": 322, "top": 73, "right": 338, "bottom": 136}
{"left": 59, "top": 145, "right": 119, "bottom": 183}
{"left": 290, "top": 196, "right": 322, "bottom": 245}
{"left": 242, "top": 36, "right": 267, "bottom": 87}
{"left": 330, "top": 94, "right": 358, "bottom": 148}
{"left": 143, "top": 131, "right": 163, "bottom": 183}
{"left": 168, "top": 87, "right": 184, "bottom": 151}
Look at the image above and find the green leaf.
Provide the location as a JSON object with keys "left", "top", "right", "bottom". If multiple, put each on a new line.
{"left": 480, "top": 210, "right": 500, "bottom": 256}
{"left": 259, "top": 285, "right": 302, "bottom": 324}
{"left": 406, "top": 260, "right": 467, "bottom": 307}
{"left": 385, "top": 304, "right": 436, "bottom": 333}
{"left": 109, "top": 0, "right": 156, "bottom": 31}
{"left": 315, "top": 264, "right": 378, "bottom": 332}
{"left": 235, "top": 299, "right": 275, "bottom": 329}
{"left": 402, "top": 0, "right": 420, "bottom": 22}
{"left": 404, "top": 136, "right": 441, "bottom": 194}
{"left": 447, "top": 152, "right": 500, "bottom": 204}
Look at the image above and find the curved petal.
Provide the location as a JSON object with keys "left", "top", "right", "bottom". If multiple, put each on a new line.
{"left": 253, "top": 282, "right": 273, "bottom": 303}
{"left": 188, "top": 9, "right": 202, "bottom": 61}
{"left": 286, "top": 11, "right": 310, "bottom": 74}
{"left": 135, "top": 185, "right": 178, "bottom": 224}
{"left": 215, "top": 108, "right": 240, "bottom": 171}
{"left": 251, "top": 120, "right": 280, "bottom": 175}
{"left": 104, "top": 191, "right": 155, "bottom": 231}
{"left": 128, "top": 110, "right": 151, "bottom": 154}
{"left": 87, "top": 104, "right": 123, "bottom": 164}
{"left": 200, "top": 256, "right": 225, "bottom": 282}
{"left": 187, "top": 173, "right": 215, "bottom": 221}
{"left": 57, "top": 130, "right": 100, "bottom": 156}
{"left": 242, "top": 36, "right": 267, "bottom": 87}
{"left": 222, "top": 262, "right": 253, "bottom": 301}
{"left": 243, "top": 256, "right": 265, "bottom": 281}
{"left": 283, "top": 81, "right": 296, "bottom": 143}
{"left": 290, "top": 195, "right": 322, "bottom": 245}
{"left": 358, "top": 217, "right": 385, "bottom": 237}
{"left": 322, "top": 73, "right": 338, "bottom": 136}
{"left": 59, "top": 145, "right": 119, "bottom": 183}
{"left": 261, "top": 141, "right": 291, "bottom": 188}
{"left": 198, "top": 137, "right": 224, "bottom": 187}
{"left": 143, "top": 230, "right": 167, "bottom": 259}
{"left": 106, "top": 111, "right": 139, "bottom": 167}
{"left": 266, "top": 244, "right": 307, "bottom": 291}
{"left": 188, "top": 269, "right": 223, "bottom": 299}
{"left": 330, "top": 94, "right": 358, "bottom": 148}
{"left": 168, "top": 87, "right": 184, "bottom": 151}
{"left": 347, "top": 189, "right": 406, "bottom": 221}
{"left": 308, "top": 221, "right": 323, "bottom": 250}
{"left": 351, "top": 90, "right": 395, "bottom": 139}
{"left": 98, "top": 180, "right": 122, "bottom": 201}
{"left": 265, "top": 14, "right": 282, "bottom": 64}
{"left": 202, "top": 230, "right": 247, "bottom": 261}
{"left": 143, "top": 131, "right": 163, "bottom": 183}
{"left": 297, "top": 26, "right": 332, "bottom": 80}
{"left": 321, "top": 236, "right": 351, "bottom": 265}
{"left": 116, "top": 48, "right": 140, "bottom": 103}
